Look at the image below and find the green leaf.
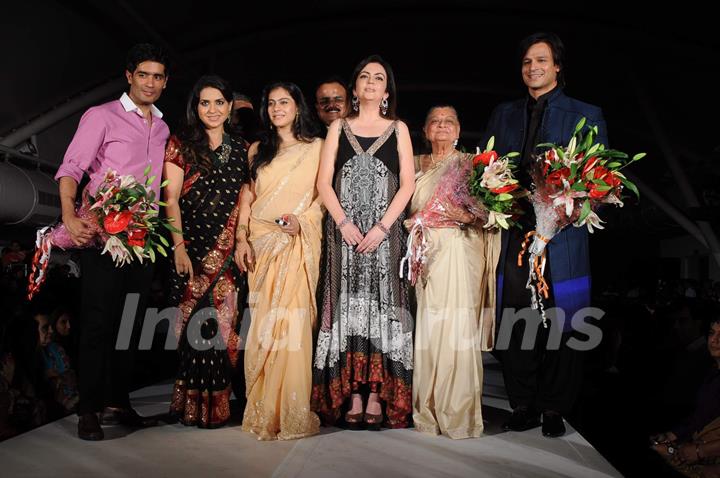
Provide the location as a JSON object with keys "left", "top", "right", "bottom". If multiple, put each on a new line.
{"left": 486, "top": 136, "right": 495, "bottom": 152}
{"left": 586, "top": 143, "right": 600, "bottom": 157}
{"left": 632, "top": 152, "right": 647, "bottom": 161}
{"left": 156, "top": 244, "right": 167, "bottom": 257}
{"left": 606, "top": 162, "right": 622, "bottom": 168}
{"left": 578, "top": 199, "right": 591, "bottom": 223}
{"left": 571, "top": 181, "right": 586, "bottom": 192}
{"left": 573, "top": 117, "right": 587, "bottom": 135}
{"left": 505, "top": 152, "right": 520, "bottom": 158}
{"left": 496, "top": 193, "right": 514, "bottom": 201}
{"left": 622, "top": 178, "right": 640, "bottom": 197}
{"left": 143, "top": 165, "right": 152, "bottom": 177}
{"left": 594, "top": 185, "right": 612, "bottom": 192}
{"left": 160, "top": 179, "right": 171, "bottom": 188}
{"left": 157, "top": 201, "right": 168, "bottom": 207}
{"left": 148, "top": 247, "right": 156, "bottom": 262}
{"left": 158, "top": 235, "right": 169, "bottom": 247}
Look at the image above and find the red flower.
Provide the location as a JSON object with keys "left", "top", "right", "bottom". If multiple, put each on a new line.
{"left": 473, "top": 150, "right": 497, "bottom": 166}
{"left": 592, "top": 165, "right": 610, "bottom": 179}
{"left": 605, "top": 171, "right": 622, "bottom": 188}
{"left": 546, "top": 149, "right": 557, "bottom": 162}
{"left": 491, "top": 183, "right": 519, "bottom": 194}
{"left": 581, "top": 156, "right": 599, "bottom": 176}
{"left": 547, "top": 167, "right": 571, "bottom": 186}
{"left": 127, "top": 228, "right": 147, "bottom": 247}
{"left": 589, "top": 185, "right": 610, "bottom": 199}
{"left": 103, "top": 211, "right": 133, "bottom": 234}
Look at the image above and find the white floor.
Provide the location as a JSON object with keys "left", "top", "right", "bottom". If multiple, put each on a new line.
{"left": 0, "top": 355, "right": 621, "bottom": 477}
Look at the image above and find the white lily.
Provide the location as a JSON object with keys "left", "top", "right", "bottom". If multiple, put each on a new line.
{"left": 601, "top": 193, "right": 624, "bottom": 207}
{"left": 480, "top": 158, "right": 513, "bottom": 189}
{"left": 550, "top": 179, "right": 587, "bottom": 218}
{"left": 119, "top": 174, "right": 138, "bottom": 189}
{"left": 101, "top": 235, "right": 132, "bottom": 267}
{"left": 575, "top": 209, "right": 605, "bottom": 233}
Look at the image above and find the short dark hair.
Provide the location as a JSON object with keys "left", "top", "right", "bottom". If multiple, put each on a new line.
{"left": 519, "top": 32, "right": 565, "bottom": 87}
{"left": 233, "top": 92, "right": 253, "bottom": 104}
{"left": 347, "top": 54, "right": 398, "bottom": 120}
{"left": 126, "top": 43, "right": 169, "bottom": 76}
{"left": 314, "top": 76, "right": 348, "bottom": 100}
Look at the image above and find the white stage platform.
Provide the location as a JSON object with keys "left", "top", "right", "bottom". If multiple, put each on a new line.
{"left": 0, "top": 355, "right": 621, "bottom": 477}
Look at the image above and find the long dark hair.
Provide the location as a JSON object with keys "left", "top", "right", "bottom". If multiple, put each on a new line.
{"left": 177, "top": 75, "right": 235, "bottom": 175}
{"left": 251, "top": 82, "right": 321, "bottom": 179}
{"left": 346, "top": 54, "right": 398, "bottom": 120}
{"left": 519, "top": 32, "right": 566, "bottom": 88}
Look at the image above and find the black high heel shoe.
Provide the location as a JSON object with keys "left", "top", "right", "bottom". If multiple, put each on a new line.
{"left": 344, "top": 411, "right": 365, "bottom": 431}
{"left": 364, "top": 412, "right": 383, "bottom": 431}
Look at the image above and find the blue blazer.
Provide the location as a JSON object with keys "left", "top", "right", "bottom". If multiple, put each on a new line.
{"left": 482, "top": 88, "right": 608, "bottom": 331}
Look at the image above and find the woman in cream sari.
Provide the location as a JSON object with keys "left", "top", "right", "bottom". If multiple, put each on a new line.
{"left": 411, "top": 105, "right": 500, "bottom": 439}
{"left": 235, "top": 82, "right": 322, "bottom": 440}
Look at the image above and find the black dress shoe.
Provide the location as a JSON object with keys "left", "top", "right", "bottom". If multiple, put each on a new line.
{"left": 502, "top": 407, "right": 541, "bottom": 432}
{"left": 78, "top": 413, "right": 104, "bottom": 441}
{"left": 541, "top": 411, "right": 566, "bottom": 437}
{"left": 101, "top": 407, "right": 158, "bottom": 428}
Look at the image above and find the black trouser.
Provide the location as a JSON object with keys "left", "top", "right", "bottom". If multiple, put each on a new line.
{"left": 500, "top": 320, "right": 584, "bottom": 415}
{"left": 77, "top": 249, "right": 154, "bottom": 414}
{"left": 499, "top": 225, "right": 584, "bottom": 416}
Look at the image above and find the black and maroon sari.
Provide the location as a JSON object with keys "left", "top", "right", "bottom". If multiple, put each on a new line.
{"left": 164, "top": 134, "right": 248, "bottom": 428}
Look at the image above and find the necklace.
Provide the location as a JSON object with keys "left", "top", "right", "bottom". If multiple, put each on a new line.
{"left": 429, "top": 149, "right": 455, "bottom": 166}
{"left": 215, "top": 143, "right": 231, "bottom": 164}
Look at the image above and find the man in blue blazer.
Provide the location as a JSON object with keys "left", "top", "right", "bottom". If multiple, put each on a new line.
{"left": 481, "top": 32, "right": 608, "bottom": 437}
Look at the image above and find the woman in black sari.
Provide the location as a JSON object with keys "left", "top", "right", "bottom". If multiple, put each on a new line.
{"left": 163, "top": 75, "right": 249, "bottom": 428}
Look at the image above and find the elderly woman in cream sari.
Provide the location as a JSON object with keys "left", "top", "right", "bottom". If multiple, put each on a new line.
{"left": 234, "top": 82, "right": 323, "bottom": 440}
{"left": 410, "top": 105, "right": 500, "bottom": 439}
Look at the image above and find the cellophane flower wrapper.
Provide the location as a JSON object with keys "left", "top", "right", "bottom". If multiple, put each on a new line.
{"left": 401, "top": 158, "right": 487, "bottom": 285}
{"left": 520, "top": 117, "right": 646, "bottom": 324}
{"left": 27, "top": 168, "right": 175, "bottom": 299}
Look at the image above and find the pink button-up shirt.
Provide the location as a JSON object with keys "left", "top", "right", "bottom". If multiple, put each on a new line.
{"left": 55, "top": 93, "right": 170, "bottom": 199}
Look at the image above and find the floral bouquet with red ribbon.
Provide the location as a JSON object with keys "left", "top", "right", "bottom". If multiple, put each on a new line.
{"left": 27, "top": 167, "right": 179, "bottom": 299}
{"left": 519, "top": 118, "right": 646, "bottom": 325}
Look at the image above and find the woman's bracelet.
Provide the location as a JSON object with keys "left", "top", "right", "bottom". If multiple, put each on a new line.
{"left": 336, "top": 217, "right": 352, "bottom": 230}
{"left": 375, "top": 222, "right": 389, "bottom": 236}
{"left": 171, "top": 240, "right": 186, "bottom": 251}
{"left": 236, "top": 224, "right": 249, "bottom": 238}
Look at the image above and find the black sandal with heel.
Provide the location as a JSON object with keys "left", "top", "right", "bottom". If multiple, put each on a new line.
{"left": 364, "top": 413, "right": 383, "bottom": 431}
{"left": 345, "top": 412, "right": 365, "bottom": 431}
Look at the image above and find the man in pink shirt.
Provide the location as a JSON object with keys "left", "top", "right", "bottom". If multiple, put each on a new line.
{"left": 55, "top": 43, "right": 170, "bottom": 441}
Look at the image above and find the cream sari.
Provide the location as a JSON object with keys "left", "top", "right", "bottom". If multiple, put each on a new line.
{"left": 242, "top": 138, "right": 323, "bottom": 440}
{"left": 410, "top": 152, "right": 500, "bottom": 439}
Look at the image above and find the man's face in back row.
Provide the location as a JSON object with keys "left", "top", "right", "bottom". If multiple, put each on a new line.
{"left": 315, "top": 81, "right": 348, "bottom": 126}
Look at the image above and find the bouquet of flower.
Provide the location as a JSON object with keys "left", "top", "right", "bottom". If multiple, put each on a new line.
{"left": 468, "top": 137, "right": 528, "bottom": 230}
{"left": 27, "top": 167, "right": 178, "bottom": 299}
{"left": 400, "top": 141, "right": 526, "bottom": 285}
{"left": 519, "top": 117, "right": 646, "bottom": 324}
